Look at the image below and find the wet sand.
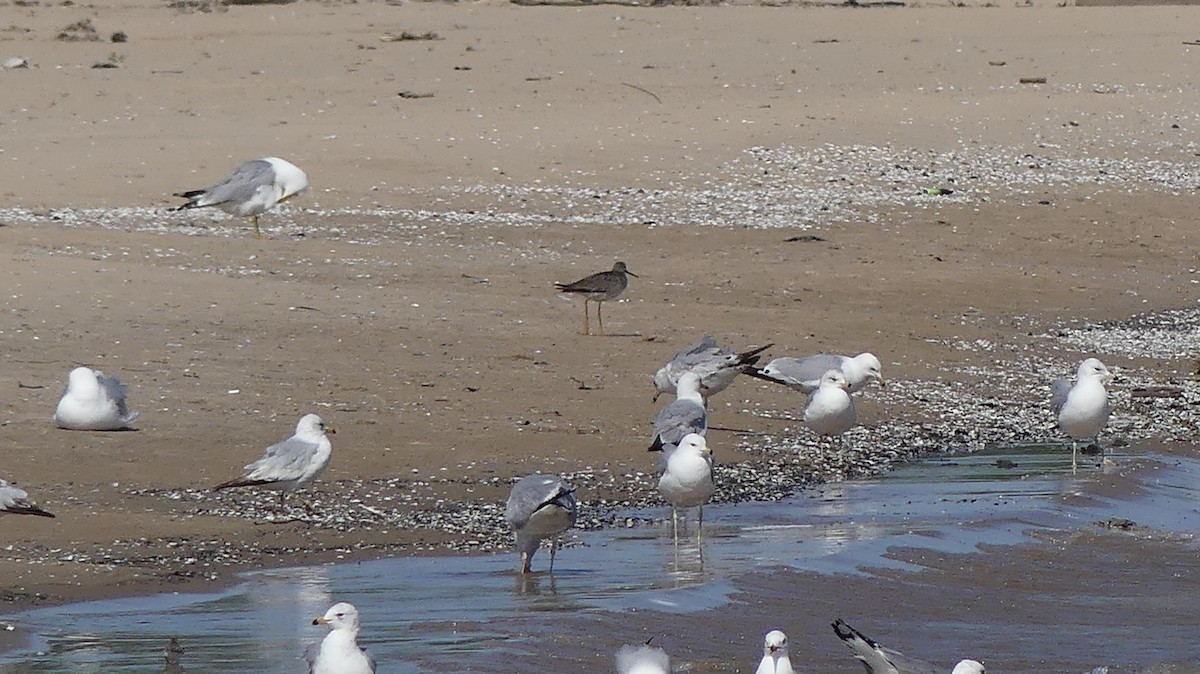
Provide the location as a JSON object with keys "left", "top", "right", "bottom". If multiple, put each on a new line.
{"left": 2, "top": 0, "right": 1200, "bottom": 620}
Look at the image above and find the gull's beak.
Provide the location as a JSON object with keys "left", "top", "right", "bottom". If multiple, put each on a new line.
{"left": 313, "top": 616, "right": 329, "bottom": 625}
{"left": 769, "top": 646, "right": 779, "bottom": 653}
{"left": 841, "top": 380, "right": 852, "bottom": 390}
{"left": 325, "top": 426, "right": 337, "bottom": 435}
{"left": 875, "top": 374, "right": 886, "bottom": 387}
{"left": 652, "top": 390, "right": 661, "bottom": 403}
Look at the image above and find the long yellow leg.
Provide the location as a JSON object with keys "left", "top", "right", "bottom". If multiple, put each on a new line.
{"left": 597, "top": 301, "right": 605, "bottom": 336}
{"left": 582, "top": 299, "right": 591, "bottom": 335}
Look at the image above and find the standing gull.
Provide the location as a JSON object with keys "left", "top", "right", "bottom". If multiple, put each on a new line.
{"left": 652, "top": 334, "right": 773, "bottom": 402}
{"left": 805, "top": 369, "right": 857, "bottom": 446}
{"left": 173, "top": 157, "right": 309, "bottom": 239}
{"left": 0, "top": 479, "right": 55, "bottom": 518}
{"left": 649, "top": 371, "right": 707, "bottom": 456}
{"left": 213, "top": 413, "right": 335, "bottom": 511}
{"left": 748, "top": 352, "right": 884, "bottom": 394}
{"left": 1051, "top": 357, "right": 1113, "bottom": 472}
{"left": 53, "top": 366, "right": 139, "bottom": 431}
{"left": 306, "top": 602, "right": 376, "bottom": 674}
{"left": 505, "top": 474, "right": 579, "bottom": 573}
{"left": 554, "top": 261, "right": 637, "bottom": 336}
{"left": 616, "top": 644, "right": 671, "bottom": 674}
{"left": 657, "top": 433, "right": 715, "bottom": 544}
{"left": 756, "top": 630, "right": 796, "bottom": 674}
{"left": 832, "top": 619, "right": 985, "bottom": 674}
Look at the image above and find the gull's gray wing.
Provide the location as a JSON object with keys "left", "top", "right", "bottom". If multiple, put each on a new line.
{"left": 96, "top": 372, "right": 137, "bottom": 422}
{"left": 651, "top": 399, "right": 707, "bottom": 450}
{"left": 176, "top": 160, "right": 274, "bottom": 208}
{"left": 1050, "top": 378, "right": 1073, "bottom": 414}
{"left": 505, "top": 474, "right": 575, "bottom": 530}
{"left": 215, "top": 435, "right": 320, "bottom": 489}
{"left": 750, "top": 354, "right": 843, "bottom": 391}
{"left": 366, "top": 648, "right": 377, "bottom": 674}
{"left": 672, "top": 335, "right": 724, "bottom": 368}
{"left": 832, "top": 619, "right": 939, "bottom": 674}
{"left": 304, "top": 642, "right": 320, "bottom": 674}
{"left": 0, "top": 479, "right": 55, "bottom": 517}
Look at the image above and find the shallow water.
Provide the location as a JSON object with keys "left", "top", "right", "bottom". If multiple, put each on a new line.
{"left": 3, "top": 444, "right": 1199, "bottom": 673}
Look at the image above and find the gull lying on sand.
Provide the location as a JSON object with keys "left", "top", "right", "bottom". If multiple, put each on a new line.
{"left": 505, "top": 474, "right": 579, "bottom": 573}
{"left": 0, "top": 479, "right": 55, "bottom": 518}
{"left": 805, "top": 369, "right": 857, "bottom": 445}
{"left": 213, "top": 413, "right": 334, "bottom": 511}
{"left": 554, "top": 261, "right": 637, "bottom": 336}
{"left": 1051, "top": 357, "right": 1113, "bottom": 472}
{"left": 53, "top": 366, "right": 139, "bottom": 430}
{"left": 616, "top": 644, "right": 671, "bottom": 674}
{"left": 307, "top": 602, "right": 376, "bottom": 674}
{"left": 756, "top": 630, "right": 796, "bottom": 674}
{"left": 748, "top": 352, "right": 884, "bottom": 394}
{"left": 657, "top": 433, "right": 715, "bottom": 544}
{"left": 652, "top": 334, "right": 773, "bottom": 402}
{"left": 832, "top": 619, "right": 985, "bottom": 674}
{"left": 173, "top": 157, "right": 309, "bottom": 239}
{"left": 650, "top": 371, "right": 707, "bottom": 456}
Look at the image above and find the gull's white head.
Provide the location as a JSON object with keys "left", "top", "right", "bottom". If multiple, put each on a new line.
{"left": 951, "top": 659, "right": 986, "bottom": 674}
{"left": 820, "top": 369, "right": 850, "bottom": 390}
{"left": 296, "top": 413, "right": 333, "bottom": 439}
{"left": 1078, "top": 357, "right": 1113, "bottom": 385}
{"left": 313, "top": 602, "right": 360, "bottom": 632}
{"left": 66, "top": 366, "right": 100, "bottom": 393}
{"left": 762, "top": 629, "right": 789, "bottom": 657}
{"left": 616, "top": 644, "right": 670, "bottom": 674}
{"left": 264, "top": 157, "right": 309, "bottom": 201}
{"left": 854, "top": 352, "right": 885, "bottom": 386}
{"left": 677, "top": 433, "right": 710, "bottom": 456}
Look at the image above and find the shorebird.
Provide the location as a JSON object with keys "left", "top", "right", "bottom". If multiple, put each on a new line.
{"left": 747, "top": 352, "right": 884, "bottom": 394}
{"left": 306, "top": 602, "right": 376, "bottom": 674}
{"left": 804, "top": 369, "right": 857, "bottom": 447}
{"left": 553, "top": 261, "right": 637, "bottom": 335}
{"left": 657, "top": 433, "right": 715, "bottom": 544}
{"left": 616, "top": 644, "right": 671, "bottom": 674}
{"left": 0, "top": 479, "right": 55, "bottom": 518}
{"left": 756, "top": 630, "right": 796, "bottom": 674}
{"left": 1051, "top": 357, "right": 1113, "bottom": 472}
{"left": 652, "top": 334, "right": 773, "bottom": 402}
{"left": 213, "top": 413, "right": 334, "bottom": 511}
{"left": 173, "top": 157, "right": 309, "bottom": 238}
{"left": 53, "top": 366, "right": 139, "bottom": 431}
{"left": 504, "top": 474, "right": 579, "bottom": 573}
{"left": 832, "top": 619, "right": 985, "bottom": 674}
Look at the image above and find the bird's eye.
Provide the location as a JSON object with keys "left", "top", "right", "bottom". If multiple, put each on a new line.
{"left": 336, "top": 613, "right": 344, "bottom": 618}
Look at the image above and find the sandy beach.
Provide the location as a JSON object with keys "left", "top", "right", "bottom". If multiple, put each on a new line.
{"left": 2, "top": 0, "right": 1200, "bottom": 626}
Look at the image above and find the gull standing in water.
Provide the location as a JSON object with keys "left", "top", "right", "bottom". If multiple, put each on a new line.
{"left": 53, "top": 366, "right": 139, "bottom": 430}
{"left": 652, "top": 334, "right": 773, "bottom": 402}
{"left": 504, "top": 474, "right": 579, "bottom": 573}
{"left": 213, "top": 413, "right": 334, "bottom": 511}
{"left": 804, "top": 369, "right": 857, "bottom": 447}
{"left": 756, "top": 630, "right": 795, "bottom": 674}
{"left": 657, "top": 433, "right": 715, "bottom": 544}
{"left": 1051, "top": 357, "right": 1113, "bottom": 472}
{"left": 554, "top": 261, "right": 637, "bottom": 336}
{"left": 616, "top": 644, "right": 671, "bottom": 674}
{"left": 748, "top": 352, "right": 884, "bottom": 394}
{"left": 173, "top": 157, "right": 309, "bottom": 239}
{"left": 306, "top": 602, "right": 376, "bottom": 674}
{"left": 832, "top": 619, "right": 985, "bottom": 674}
{"left": 0, "top": 479, "right": 55, "bottom": 518}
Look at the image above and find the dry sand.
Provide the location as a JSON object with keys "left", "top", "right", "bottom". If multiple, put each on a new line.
{"left": 1, "top": 0, "right": 1200, "bottom": 613}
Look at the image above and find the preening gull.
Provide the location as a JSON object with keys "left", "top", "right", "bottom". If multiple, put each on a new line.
{"left": 505, "top": 474, "right": 579, "bottom": 573}
{"left": 213, "top": 413, "right": 334, "bottom": 510}
{"left": 832, "top": 619, "right": 985, "bottom": 674}
{"left": 756, "top": 630, "right": 796, "bottom": 674}
{"left": 804, "top": 369, "right": 857, "bottom": 444}
{"left": 173, "top": 157, "right": 309, "bottom": 239}
{"left": 0, "top": 479, "right": 55, "bottom": 518}
{"left": 748, "top": 352, "right": 884, "bottom": 394}
{"left": 306, "top": 602, "right": 376, "bottom": 674}
{"left": 650, "top": 371, "right": 707, "bottom": 455}
{"left": 616, "top": 644, "right": 670, "bottom": 674}
{"left": 53, "top": 366, "right": 139, "bottom": 431}
{"left": 554, "top": 261, "right": 637, "bottom": 336}
{"left": 1051, "top": 357, "right": 1113, "bottom": 472}
{"left": 652, "top": 334, "right": 773, "bottom": 402}
{"left": 657, "top": 433, "right": 715, "bottom": 544}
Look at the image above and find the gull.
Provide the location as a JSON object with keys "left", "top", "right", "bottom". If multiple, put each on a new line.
{"left": 306, "top": 602, "right": 376, "bottom": 674}
{"left": 832, "top": 619, "right": 985, "bottom": 674}
{"left": 0, "top": 479, "right": 55, "bottom": 518}
{"left": 756, "top": 630, "right": 796, "bottom": 674}
{"left": 213, "top": 413, "right": 334, "bottom": 511}
{"left": 748, "top": 352, "right": 884, "bottom": 394}
{"left": 554, "top": 261, "right": 637, "bottom": 336}
{"left": 173, "top": 157, "right": 309, "bottom": 239}
{"left": 53, "top": 366, "right": 139, "bottom": 431}
{"left": 1051, "top": 357, "right": 1113, "bottom": 472}
{"left": 652, "top": 334, "right": 773, "bottom": 402}
{"left": 504, "top": 474, "right": 579, "bottom": 574}
{"left": 616, "top": 644, "right": 670, "bottom": 674}
{"left": 804, "top": 369, "right": 856, "bottom": 446}
{"left": 649, "top": 371, "right": 707, "bottom": 457}
{"left": 657, "top": 433, "right": 715, "bottom": 544}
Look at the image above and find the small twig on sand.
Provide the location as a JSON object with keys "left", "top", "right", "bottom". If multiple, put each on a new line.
{"left": 253, "top": 516, "right": 308, "bottom": 526}
{"left": 621, "top": 82, "right": 662, "bottom": 104}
